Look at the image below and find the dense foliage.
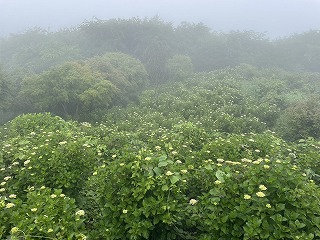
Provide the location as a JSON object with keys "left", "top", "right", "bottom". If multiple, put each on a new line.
{"left": 1, "top": 18, "right": 320, "bottom": 77}
{"left": 1, "top": 67, "right": 320, "bottom": 239}
{"left": 1, "top": 16, "right": 320, "bottom": 239}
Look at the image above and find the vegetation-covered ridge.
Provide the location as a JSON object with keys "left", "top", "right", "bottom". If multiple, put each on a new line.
{"left": 1, "top": 17, "right": 320, "bottom": 123}
{"left": 1, "top": 16, "right": 320, "bottom": 239}
{"left": 1, "top": 65, "right": 320, "bottom": 239}
{"left": 1, "top": 17, "right": 320, "bottom": 74}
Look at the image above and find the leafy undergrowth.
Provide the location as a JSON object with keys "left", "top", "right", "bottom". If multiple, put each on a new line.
{"left": 1, "top": 69, "right": 320, "bottom": 239}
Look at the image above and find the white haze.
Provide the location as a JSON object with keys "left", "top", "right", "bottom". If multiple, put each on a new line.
{"left": 0, "top": 0, "right": 320, "bottom": 38}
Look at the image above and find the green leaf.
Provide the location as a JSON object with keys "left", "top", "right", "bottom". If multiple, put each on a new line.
{"left": 162, "top": 185, "right": 169, "bottom": 191}
{"left": 159, "top": 155, "right": 167, "bottom": 162}
{"left": 14, "top": 153, "right": 26, "bottom": 160}
{"left": 295, "top": 219, "right": 306, "bottom": 228}
{"left": 170, "top": 175, "right": 180, "bottom": 184}
{"left": 215, "top": 170, "right": 226, "bottom": 182}
{"left": 153, "top": 167, "right": 162, "bottom": 176}
{"left": 205, "top": 164, "right": 213, "bottom": 170}
{"left": 158, "top": 161, "right": 168, "bottom": 167}
{"left": 221, "top": 215, "right": 228, "bottom": 223}
{"left": 209, "top": 188, "right": 219, "bottom": 195}
{"left": 276, "top": 203, "right": 285, "bottom": 211}
{"left": 210, "top": 197, "right": 220, "bottom": 204}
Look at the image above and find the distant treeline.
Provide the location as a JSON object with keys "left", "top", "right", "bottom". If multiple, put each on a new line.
{"left": 0, "top": 16, "right": 320, "bottom": 124}
{"left": 1, "top": 16, "right": 320, "bottom": 77}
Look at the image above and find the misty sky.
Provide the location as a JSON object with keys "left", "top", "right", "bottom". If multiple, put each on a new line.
{"left": 1, "top": 0, "right": 320, "bottom": 38}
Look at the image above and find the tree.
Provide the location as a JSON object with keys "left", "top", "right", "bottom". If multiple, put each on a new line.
{"left": 18, "top": 53, "right": 148, "bottom": 120}
{"left": 86, "top": 52, "right": 149, "bottom": 103}
{"left": 276, "top": 97, "right": 320, "bottom": 141}
{"left": 0, "top": 67, "right": 15, "bottom": 124}
{"left": 166, "top": 55, "right": 193, "bottom": 82}
{"left": 273, "top": 30, "right": 320, "bottom": 72}
{"left": 0, "top": 67, "right": 11, "bottom": 110}
{"left": 0, "top": 28, "right": 81, "bottom": 73}
{"left": 19, "top": 61, "right": 118, "bottom": 119}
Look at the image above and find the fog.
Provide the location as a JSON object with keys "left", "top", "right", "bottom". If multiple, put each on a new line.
{"left": 2, "top": 1, "right": 320, "bottom": 237}
{"left": 1, "top": 0, "right": 320, "bottom": 38}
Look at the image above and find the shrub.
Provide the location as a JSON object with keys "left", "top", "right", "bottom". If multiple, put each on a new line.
{"left": 0, "top": 113, "right": 100, "bottom": 199}
{"left": 0, "top": 187, "right": 87, "bottom": 239}
{"left": 81, "top": 133, "right": 320, "bottom": 239}
{"left": 276, "top": 97, "right": 320, "bottom": 141}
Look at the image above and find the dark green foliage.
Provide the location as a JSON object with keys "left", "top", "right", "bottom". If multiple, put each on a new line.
{"left": 1, "top": 188, "right": 87, "bottom": 239}
{"left": 166, "top": 55, "right": 193, "bottom": 82}
{"left": 0, "top": 68, "right": 11, "bottom": 110}
{"left": 86, "top": 52, "right": 149, "bottom": 103}
{"left": 3, "top": 113, "right": 73, "bottom": 137}
{"left": 0, "top": 113, "right": 99, "bottom": 199}
{"left": 276, "top": 97, "right": 320, "bottom": 141}
{"left": 19, "top": 61, "right": 114, "bottom": 118}
{"left": 0, "top": 28, "right": 82, "bottom": 73}
{"left": 17, "top": 53, "right": 148, "bottom": 120}
{"left": 0, "top": 67, "right": 14, "bottom": 124}
{"left": 1, "top": 75, "right": 320, "bottom": 239}
{"left": 293, "top": 138, "right": 320, "bottom": 184}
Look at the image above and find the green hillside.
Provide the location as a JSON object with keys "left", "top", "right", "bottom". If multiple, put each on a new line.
{"left": 1, "top": 17, "right": 320, "bottom": 239}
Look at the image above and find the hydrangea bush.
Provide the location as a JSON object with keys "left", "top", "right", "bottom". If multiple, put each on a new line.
{"left": 1, "top": 67, "right": 320, "bottom": 239}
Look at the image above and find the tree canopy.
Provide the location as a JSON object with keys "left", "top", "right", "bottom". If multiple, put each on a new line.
{"left": 18, "top": 52, "right": 148, "bottom": 120}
